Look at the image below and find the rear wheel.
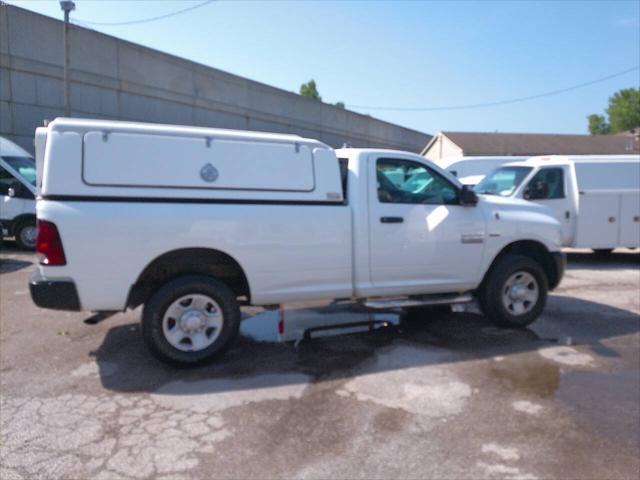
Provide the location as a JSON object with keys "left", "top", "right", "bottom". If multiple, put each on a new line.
{"left": 14, "top": 219, "right": 36, "bottom": 250}
{"left": 142, "top": 275, "right": 241, "bottom": 366}
{"left": 478, "top": 254, "right": 547, "bottom": 328}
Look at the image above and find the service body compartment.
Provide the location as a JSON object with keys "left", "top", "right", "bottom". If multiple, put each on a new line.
{"left": 575, "top": 192, "right": 619, "bottom": 248}
{"left": 619, "top": 192, "right": 640, "bottom": 247}
{"left": 41, "top": 118, "right": 342, "bottom": 203}
{"left": 83, "top": 132, "right": 315, "bottom": 192}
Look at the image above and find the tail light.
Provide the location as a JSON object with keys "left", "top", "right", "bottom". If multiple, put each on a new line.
{"left": 36, "top": 220, "right": 67, "bottom": 266}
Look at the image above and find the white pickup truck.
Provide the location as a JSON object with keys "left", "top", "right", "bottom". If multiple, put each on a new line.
{"left": 30, "top": 119, "right": 565, "bottom": 365}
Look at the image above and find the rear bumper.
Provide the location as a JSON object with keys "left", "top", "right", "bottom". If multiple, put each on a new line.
{"left": 550, "top": 251, "right": 566, "bottom": 290}
{"left": 30, "top": 278, "right": 81, "bottom": 311}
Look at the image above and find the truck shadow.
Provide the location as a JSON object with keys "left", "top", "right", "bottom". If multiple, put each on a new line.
{"left": 0, "top": 257, "right": 32, "bottom": 274}
{"left": 566, "top": 250, "right": 640, "bottom": 271}
{"left": 91, "top": 294, "right": 640, "bottom": 395}
{"left": 0, "top": 241, "right": 34, "bottom": 273}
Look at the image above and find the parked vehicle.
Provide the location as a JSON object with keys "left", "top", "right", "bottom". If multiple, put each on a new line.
{"left": 0, "top": 137, "right": 37, "bottom": 249}
{"left": 30, "top": 119, "right": 565, "bottom": 365}
{"left": 437, "top": 156, "right": 528, "bottom": 186}
{"left": 474, "top": 155, "right": 640, "bottom": 252}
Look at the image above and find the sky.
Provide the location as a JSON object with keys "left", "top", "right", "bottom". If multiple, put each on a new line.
{"left": 8, "top": 0, "right": 640, "bottom": 135}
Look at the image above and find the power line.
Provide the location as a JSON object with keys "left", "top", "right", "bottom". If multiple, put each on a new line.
{"left": 346, "top": 65, "right": 640, "bottom": 112}
{"left": 74, "top": 0, "right": 216, "bottom": 26}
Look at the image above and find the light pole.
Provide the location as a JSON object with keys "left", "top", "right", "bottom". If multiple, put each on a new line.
{"left": 59, "top": 1, "right": 75, "bottom": 117}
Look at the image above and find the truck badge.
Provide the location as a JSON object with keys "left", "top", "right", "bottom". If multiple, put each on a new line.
{"left": 200, "top": 163, "right": 218, "bottom": 183}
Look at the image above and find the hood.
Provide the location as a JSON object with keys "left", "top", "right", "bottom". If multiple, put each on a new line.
{"left": 477, "top": 193, "right": 557, "bottom": 217}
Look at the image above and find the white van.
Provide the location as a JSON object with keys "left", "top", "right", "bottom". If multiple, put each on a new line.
{"left": 474, "top": 155, "right": 640, "bottom": 252}
{"left": 0, "top": 137, "right": 37, "bottom": 249}
{"left": 438, "top": 156, "right": 528, "bottom": 186}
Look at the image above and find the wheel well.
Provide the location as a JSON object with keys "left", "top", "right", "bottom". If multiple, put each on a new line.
{"left": 482, "top": 240, "right": 561, "bottom": 290}
{"left": 127, "top": 248, "right": 250, "bottom": 309}
{"left": 9, "top": 214, "right": 36, "bottom": 236}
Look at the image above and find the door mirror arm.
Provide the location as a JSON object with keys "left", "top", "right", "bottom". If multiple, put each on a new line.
{"left": 460, "top": 185, "right": 478, "bottom": 206}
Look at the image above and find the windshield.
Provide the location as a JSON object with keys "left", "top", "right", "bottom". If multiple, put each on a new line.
{"left": 474, "top": 166, "right": 532, "bottom": 197}
{"left": 2, "top": 156, "right": 36, "bottom": 186}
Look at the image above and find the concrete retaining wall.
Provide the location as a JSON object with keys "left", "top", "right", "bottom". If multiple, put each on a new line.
{"left": 0, "top": 5, "right": 430, "bottom": 154}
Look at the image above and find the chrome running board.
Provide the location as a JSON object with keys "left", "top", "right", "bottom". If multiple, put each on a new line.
{"left": 363, "top": 293, "right": 473, "bottom": 310}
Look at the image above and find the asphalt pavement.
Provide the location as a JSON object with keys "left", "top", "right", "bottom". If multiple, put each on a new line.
{"left": 1, "top": 244, "right": 638, "bottom": 480}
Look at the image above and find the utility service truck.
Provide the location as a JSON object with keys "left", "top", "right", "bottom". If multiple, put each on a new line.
{"left": 0, "top": 137, "right": 37, "bottom": 249}
{"left": 30, "top": 119, "right": 565, "bottom": 365}
{"left": 474, "top": 155, "right": 640, "bottom": 253}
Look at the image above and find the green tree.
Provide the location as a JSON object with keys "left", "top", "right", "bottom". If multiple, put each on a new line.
{"left": 299, "top": 79, "right": 321, "bottom": 101}
{"left": 607, "top": 88, "right": 640, "bottom": 133}
{"left": 587, "top": 114, "right": 611, "bottom": 135}
{"left": 588, "top": 88, "right": 640, "bottom": 134}
{"left": 335, "top": 101, "right": 345, "bottom": 109}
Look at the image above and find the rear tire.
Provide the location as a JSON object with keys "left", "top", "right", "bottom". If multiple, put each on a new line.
{"left": 478, "top": 254, "right": 547, "bottom": 328}
{"left": 142, "top": 275, "right": 241, "bottom": 366}
{"left": 14, "top": 219, "right": 36, "bottom": 250}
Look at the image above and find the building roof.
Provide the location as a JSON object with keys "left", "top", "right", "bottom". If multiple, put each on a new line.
{"left": 424, "top": 131, "right": 639, "bottom": 156}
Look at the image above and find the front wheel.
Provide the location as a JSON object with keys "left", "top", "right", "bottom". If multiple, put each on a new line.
{"left": 478, "top": 254, "right": 548, "bottom": 328}
{"left": 142, "top": 275, "right": 241, "bottom": 366}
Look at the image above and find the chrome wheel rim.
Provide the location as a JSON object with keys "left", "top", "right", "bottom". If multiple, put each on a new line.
{"left": 501, "top": 271, "right": 539, "bottom": 316}
{"left": 20, "top": 225, "right": 37, "bottom": 248}
{"left": 162, "top": 294, "right": 223, "bottom": 352}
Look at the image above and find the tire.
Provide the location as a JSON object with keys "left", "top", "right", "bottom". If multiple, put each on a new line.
{"left": 142, "top": 275, "right": 241, "bottom": 366}
{"left": 478, "top": 254, "right": 548, "bottom": 328}
{"left": 14, "top": 218, "right": 36, "bottom": 250}
{"left": 593, "top": 248, "right": 614, "bottom": 255}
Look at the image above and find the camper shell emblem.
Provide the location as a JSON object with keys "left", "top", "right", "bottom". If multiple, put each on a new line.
{"left": 200, "top": 163, "right": 219, "bottom": 183}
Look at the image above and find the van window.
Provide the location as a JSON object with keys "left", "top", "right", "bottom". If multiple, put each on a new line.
{"left": 0, "top": 166, "right": 15, "bottom": 196}
{"left": 475, "top": 166, "right": 532, "bottom": 197}
{"left": 377, "top": 158, "right": 458, "bottom": 205}
{"left": 526, "top": 168, "right": 565, "bottom": 199}
{"left": 2, "top": 156, "right": 36, "bottom": 186}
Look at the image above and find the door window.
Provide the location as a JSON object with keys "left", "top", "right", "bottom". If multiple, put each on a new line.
{"left": 0, "top": 166, "right": 14, "bottom": 196}
{"left": 377, "top": 158, "right": 458, "bottom": 205}
{"left": 525, "top": 168, "right": 565, "bottom": 200}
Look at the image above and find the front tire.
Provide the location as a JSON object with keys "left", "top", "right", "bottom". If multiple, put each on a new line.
{"left": 142, "top": 275, "right": 241, "bottom": 366}
{"left": 14, "top": 219, "right": 36, "bottom": 250}
{"left": 478, "top": 254, "right": 548, "bottom": 328}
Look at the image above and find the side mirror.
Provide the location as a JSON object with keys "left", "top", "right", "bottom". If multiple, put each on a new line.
{"left": 524, "top": 181, "right": 548, "bottom": 200}
{"left": 460, "top": 185, "right": 478, "bottom": 206}
{"left": 7, "top": 182, "right": 22, "bottom": 198}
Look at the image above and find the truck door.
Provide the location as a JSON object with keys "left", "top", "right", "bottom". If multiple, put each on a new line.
{"left": 523, "top": 166, "right": 577, "bottom": 246}
{"left": 368, "top": 156, "right": 486, "bottom": 295}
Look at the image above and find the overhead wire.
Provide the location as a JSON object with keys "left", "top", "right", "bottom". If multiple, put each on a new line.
{"left": 74, "top": 0, "right": 216, "bottom": 26}
{"left": 346, "top": 65, "right": 640, "bottom": 112}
